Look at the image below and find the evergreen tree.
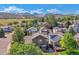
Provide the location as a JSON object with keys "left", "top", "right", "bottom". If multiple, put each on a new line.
{"left": 0, "top": 28, "right": 5, "bottom": 38}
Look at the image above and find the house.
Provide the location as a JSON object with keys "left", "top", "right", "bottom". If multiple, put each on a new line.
{"left": 69, "top": 21, "right": 79, "bottom": 33}
{"left": 0, "top": 26, "right": 13, "bottom": 32}
{"left": 55, "top": 32, "right": 64, "bottom": 37}
{"left": 74, "top": 33, "right": 79, "bottom": 46}
{"left": 58, "top": 22, "right": 65, "bottom": 28}
{"left": 32, "top": 33, "right": 49, "bottom": 46}
{"left": 48, "top": 33, "right": 62, "bottom": 47}
{"left": 24, "top": 32, "right": 62, "bottom": 52}
{"left": 24, "top": 33, "right": 50, "bottom": 52}
{"left": 27, "top": 27, "right": 38, "bottom": 35}
{"left": 39, "top": 27, "right": 50, "bottom": 35}
{"left": 53, "top": 27, "right": 66, "bottom": 33}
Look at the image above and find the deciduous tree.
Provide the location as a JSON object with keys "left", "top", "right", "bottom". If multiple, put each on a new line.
{"left": 60, "top": 32, "right": 78, "bottom": 53}
{"left": 13, "top": 27, "right": 25, "bottom": 43}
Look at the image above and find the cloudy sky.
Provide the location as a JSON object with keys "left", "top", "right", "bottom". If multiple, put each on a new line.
{"left": 0, "top": 4, "right": 79, "bottom": 14}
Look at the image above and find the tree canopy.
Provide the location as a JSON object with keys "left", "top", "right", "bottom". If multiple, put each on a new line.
{"left": 69, "top": 27, "right": 76, "bottom": 36}
{"left": 60, "top": 32, "right": 78, "bottom": 52}
{"left": 13, "top": 27, "right": 25, "bottom": 43}
{"left": 10, "top": 42, "right": 43, "bottom": 55}
{"left": 0, "top": 28, "right": 5, "bottom": 38}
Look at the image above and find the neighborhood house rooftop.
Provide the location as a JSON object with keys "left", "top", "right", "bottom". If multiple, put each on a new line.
{"left": 49, "top": 34, "right": 61, "bottom": 42}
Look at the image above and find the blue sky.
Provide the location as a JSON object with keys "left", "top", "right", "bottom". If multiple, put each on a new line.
{"left": 0, "top": 4, "right": 79, "bottom": 14}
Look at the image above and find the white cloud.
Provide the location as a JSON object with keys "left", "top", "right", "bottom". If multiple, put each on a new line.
{"left": 0, "top": 6, "right": 45, "bottom": 14}
{"left": 30, "top": 9, "right": 44, "bottom": 14}
{"left": 1, "top": 6, "right": 78, "bottom": 15}
{"left": 47, "top": 9, "right": 61, "bottom": 14}
{"left": 0, "top": 6, "right": 28, "bottom": 13}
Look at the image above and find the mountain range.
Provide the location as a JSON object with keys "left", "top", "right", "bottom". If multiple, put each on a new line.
{"left": 0, "top": 12, "right": 78, "bottom": 19}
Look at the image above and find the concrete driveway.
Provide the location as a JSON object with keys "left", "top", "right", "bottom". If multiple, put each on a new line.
{"left": 0, "top": 33, "right": 12, "bottom": 55}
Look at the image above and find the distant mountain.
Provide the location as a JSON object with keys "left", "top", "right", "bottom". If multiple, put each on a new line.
{"left": 0, "top": 12, "right": 78, "bottom": 19}
{"left": 0, "top": 12, "right": 35, "bottom": 19}
{"left": 0, "top": 12, "right": 46, "bottom": 19}
{"left": 0, "top": 12, "right": 22, "bottom": 19}
{"left": 33, "top": 13, "right": 45, "bottom": 18}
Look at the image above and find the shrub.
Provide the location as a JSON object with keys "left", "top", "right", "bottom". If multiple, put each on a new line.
{"left": 13, "top": 27, "right": 25, "bottom": 43}
{"left": 10, "top": 42, "right": 43, "bottom": 55}
{"left": 0, "top": 28, "right": 5, "bottom": 38}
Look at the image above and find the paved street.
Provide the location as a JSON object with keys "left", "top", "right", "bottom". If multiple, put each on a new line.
{"left": 0, "top": 33, "right": 12, "bottom": 55}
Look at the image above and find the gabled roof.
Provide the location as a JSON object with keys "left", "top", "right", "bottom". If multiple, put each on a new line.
{"left": 24, "top": 32, "right": 62, "bottom": 43}
{"left": 27, "top": 27, "right": 38, "bottom": 32}
{"left": 31, "top": 32, "right": 48, "bottom": 40}
{"left": 40, "top": 27, "right": 49, "bottom": 33}
{"left": 32, "top": 32, "right": 62, "bottom": 42}
{"left": 49, "top": 33, "right": 61, "bottom": 42}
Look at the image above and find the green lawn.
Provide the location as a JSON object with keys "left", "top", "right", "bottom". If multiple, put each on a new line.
{"left": 0, "top": 19, "right": 33, "bottom": 25}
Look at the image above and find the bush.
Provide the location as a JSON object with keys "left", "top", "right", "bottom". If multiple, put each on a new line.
{"left": 71, "top": 50, "right": 79, "bottom": 55}
{"left": 7, "top": 22, "right": 13, "bottom": 25}
{"left": 21, "top": 20, "right": 26, "bottom": 23}
{"left": 0, "top": 28, "right": 5, "bottom": 38}
{"left": 59, "top": 50, "right": 79, "bottom": 55}
{"left": 59, "top": 51, "right": 68, "bottom": 55}
{"left": 10, "top": 42, "right": 43, "bottom": 55}
{"left": 13, "top": 21, "right": 19, "bottom": 25}
{"left": 13, "top": 27, "right": 25, "bottom": 43}
{"left": 60, "top": 32, "right": 78, "bottom": 52}
{"left": 23, "top": 27, "right": 28, "bottom": 36}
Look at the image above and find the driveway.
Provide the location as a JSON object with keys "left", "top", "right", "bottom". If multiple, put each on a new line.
{"left": 0, "top": 33, "right": 12, "bottom": 55}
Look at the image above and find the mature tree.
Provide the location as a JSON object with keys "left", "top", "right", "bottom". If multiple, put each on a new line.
{"left": 21, "top": 20, "right": 26, "bottom": 23}
{"left": 27, "top": 20, "right": 33, "bottom": 28}
{"left": 32, "top": 19, "right": 38, "bottom": 27}
{"left": 52, "top": 19, "right": 59, "bottom": 27}
{"left": 23, "top": 43, "right": 43, "bottom": 55}
{"left": 65, "top": 21, "right": 71, "bottom": 28}
{"left": 69, "top": 27, "right": 76, "bottom": 36}
{"left": 44, "top": 17, "right": 48, "bottom": 22}
{"left": 60, "top": 32, "right": 78, "bottom": 53}
{"left": 13, "top": 21, "right": 19, "bottom": 25}
{"left": 0, "top": 28, "right": 5, "bottom": 38}
{"left": 13, "top": 27, "right": 25, "bottom": 43}
{"left": 47, "top": 15, "right": 58, "bottom": 27}
{"left": 10, "top": 42, "right": 43, "bottom": 55}
{"left": 7, "top": 22, "right": 13, "bottom": 26}
{"left": 23, "top": 27, "right": 29, "bottom": 36}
